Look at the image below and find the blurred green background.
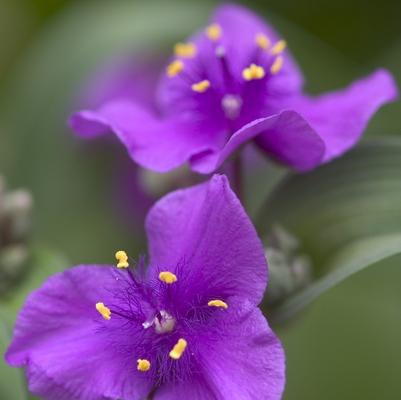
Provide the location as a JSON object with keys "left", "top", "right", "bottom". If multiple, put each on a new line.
{"left": 0, "top": 0, "right": 400, "bottom": 399}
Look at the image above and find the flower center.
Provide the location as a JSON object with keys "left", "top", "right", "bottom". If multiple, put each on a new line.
{"left": 94, "top": 253, "right": 231, "bottom": 376}
{"left": 142, "top": 310, "right": 176, "bottom": 334}
{"left": 222, "top": 94, "right": 242, "bottom": 120}
{"left": 154, "top": 310, "right": 176, "bottom": 334}
{"left": 163, "top": 27, "right": 288, "bottom": 132}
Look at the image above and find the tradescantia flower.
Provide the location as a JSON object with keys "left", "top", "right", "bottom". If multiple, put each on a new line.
{"left": 70, "top": 4, "right": 398, "bottom": 174}
{"left": 5, "top": 175, "right": 285, "bottom": 400}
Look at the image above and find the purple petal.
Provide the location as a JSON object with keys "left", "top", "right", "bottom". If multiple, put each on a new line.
{"left": 75, "top": 55, "right": 161, "bottom": 111}
{"left": 69, "top": 100, "right": 221, "bottom": 172}
{"left": 156, "top": 45, "right": 227, "bottom": 128}
{"left": 255, "top": 110, "right": 325, "bottom": 171}
{"left": 290, "top": 69, "right": 398, "bottom": 163}
{"left": 155, "top": 301, "right": 285, "bottom": 400}
{"left": 192, "top": 111, "right": 325, "bottom": 173}
{"left": 112, "top": 155, "right": 155, "bottom": 228}
{"left": 5, "top": 265, "right": 152, "bottom": 400}
{"left": 154, "top": 377, "right": 216, "bottom": 400}
{"left": 145, "top": 174, "right": 267, "bottom": 304}
{"left": 212, "top": 3, "right": 304, "bottom": 91}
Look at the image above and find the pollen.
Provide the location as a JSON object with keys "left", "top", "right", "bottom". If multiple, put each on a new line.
{"left": 159, "top": 271, "right": 177, "bottom": 284}
{"left": 115, "top": 250, "right": 129, "bottom": 268}
{"left": 255, "top": 33, "right": 271, "bottom": 50}
{"left": 242, "top": 64, "right": 265, "bottom": 81}
{"left": 208, "top": 299, "right": 228, "bottom": 309}
{"left": 166, "top": 60, "right": 184, "bottom": 77}
{"left": 169, "top": 338, "right": 187, "bottom": 360}
{"left": 206, "top": 23, "right": 222, "bottom": 41}
{"left": 191, "top": 80, "right": 211, "bottom": 93}
{"left": 270, "top": 56, "right": 284, "bottom": 74}
{"left": 174, "top": 42, "right": 197, "bottom": 58}
{"left": 95, "top": 302, "right": 111, "bottom": 320}
{"left": 271, "top": 40, "right": 287, "bottom": 55}
{"left": 137, "top": 359, "right": 151, "bottom": 372}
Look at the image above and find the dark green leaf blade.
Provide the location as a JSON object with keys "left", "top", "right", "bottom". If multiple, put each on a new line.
{"left": 270, "top": 233, "right": 401, "bottom": 323}
{"left": 258, "top": 138, "right": 401, "bottom": 321}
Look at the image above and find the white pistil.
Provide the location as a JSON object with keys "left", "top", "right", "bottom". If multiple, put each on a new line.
{"left": 143, "top": 310, "right": 176, "bottom": 334}
{"left": 155, "top": 310, "right": 175, "bottom": 334}
{"left": 222, "top": 94, "right": 242, "bottom": 120}
{"left": 215, "top": 45, "right": 226, "bottom": 58}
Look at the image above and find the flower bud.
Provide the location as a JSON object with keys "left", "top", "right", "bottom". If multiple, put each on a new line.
{"left": 264, "top": 226, "right": 312, "bottom": 307}
{"left": 0, "top": 176, "right": 33, "bottom": 297}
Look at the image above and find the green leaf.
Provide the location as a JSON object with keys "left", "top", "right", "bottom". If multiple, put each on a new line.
{"left": 270, "top": 233, "right": 401, "bottom": 324}
{"left": 2, "top": 246, "right": 69, "bottom": 315}
{"left": 258, "top": 138, "right": 401, "bottom": 321}
{"left": 0, "top": 310, "right": 27, "bottom": 400}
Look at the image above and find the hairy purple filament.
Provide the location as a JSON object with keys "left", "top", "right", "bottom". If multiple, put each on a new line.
{"left": 101, "top": 262, "right": 224, "bottom": 388}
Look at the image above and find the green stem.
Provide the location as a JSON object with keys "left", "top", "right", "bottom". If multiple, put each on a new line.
{"left": 233, "top": 154, "right": 244, "bottom": 204}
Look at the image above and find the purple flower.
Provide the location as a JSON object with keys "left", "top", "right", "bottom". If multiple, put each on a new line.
{"left": 5, "top": 175, "right": 285, "bottom": 400}
{"left": 69, "top": 4, "right": 398, "bottom": 174}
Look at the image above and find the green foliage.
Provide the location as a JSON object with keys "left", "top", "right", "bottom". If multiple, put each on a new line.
{"left": 258, "top": 139, "right": 401, "bottom": 322}
{"left": 271, "top": 233, "right": 401, "bottom": 323}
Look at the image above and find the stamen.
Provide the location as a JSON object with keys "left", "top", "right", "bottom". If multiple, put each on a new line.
{"left": 174, "top": 42, "right": 196, "bottom": 58}
{"left": 166, "top": 60, "right": 184, "bottom": 77}
{"left": 169, "top": 338, "right": 187, "bottom": 360}
{"left": 159, "top": 271, "right": 177, "bottom": 284}
{"left": 95, "top": 302, "right": 111, "bottom": 320}
{"left": 206, "top": 23, "right": 222, "bottom": 41}
{"left": 270, "top": 56, "right": 284, "bottom": 74}
{"left": 137, "top": 359, "right": 151, "bottom": 372}
{"left": 115, "top": 250, "right": 129, "bottom": 268}
{"left": 255, "top": 33, "right": 271, "bottom": 50}
{"left": 242, "top": 64, "right": 265, "bottom": 81}
{"left": 271, "top": 40, "right": 287, "bottom": 55}
{"left": 191, "top": 80, "right": 210, "bottom": 93}
{"left": 208, "top": 299, "right": 228, "bottom": 309}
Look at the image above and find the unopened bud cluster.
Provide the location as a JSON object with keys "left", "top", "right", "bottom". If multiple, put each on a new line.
{"left": 0, "top": 176, "right": 33, "bottom": 296}
{"left": 264, "top": 226, "right": 312, "bottom": 306}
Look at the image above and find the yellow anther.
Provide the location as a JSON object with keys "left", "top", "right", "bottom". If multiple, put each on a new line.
{"left": 137, "top": 359, "right": 151, "bottom": 372}
{"left": 271, "top": 40, "right": 287, "bottom": 55}
{"left": 255, "top": 33, "right": 271, "bottom": 50}
{"left": 174, "top": 42, "right": 197, "bottom": 58}
{"left": 208, "top": 299, "right": 228, "bottom": 309}
{"left": 270, "top": 56, "right": 284, "bottom": 74}
{"left": 96, "top": 302, "right": 111, "bottom": 320}
{"left": 242, "top": 64, "right": 265, "bottom": 81}
{"left": 166, "top": 60, "right": 184, "bottom": 77}
{"left": 115, "top": 250, "right": 129, "bottom": 269}
{"left": 169, "top": 338, "right": 187, "bottom": 360}
{"left": 191, "top": 80, "right": 211, "bottom": 93}
{"left": 206, "top": 23, "right": 222, "bottom": 41}
{"left": 159, "top": 271, "right": 177, "bottom": 284}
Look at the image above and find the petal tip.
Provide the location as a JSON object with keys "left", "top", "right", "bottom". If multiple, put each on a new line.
{"left": 373, "top": 68, "right": 399, "bottom": 101}
{"left": 68, "top": 111, "right": 109, "bottom": 138}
